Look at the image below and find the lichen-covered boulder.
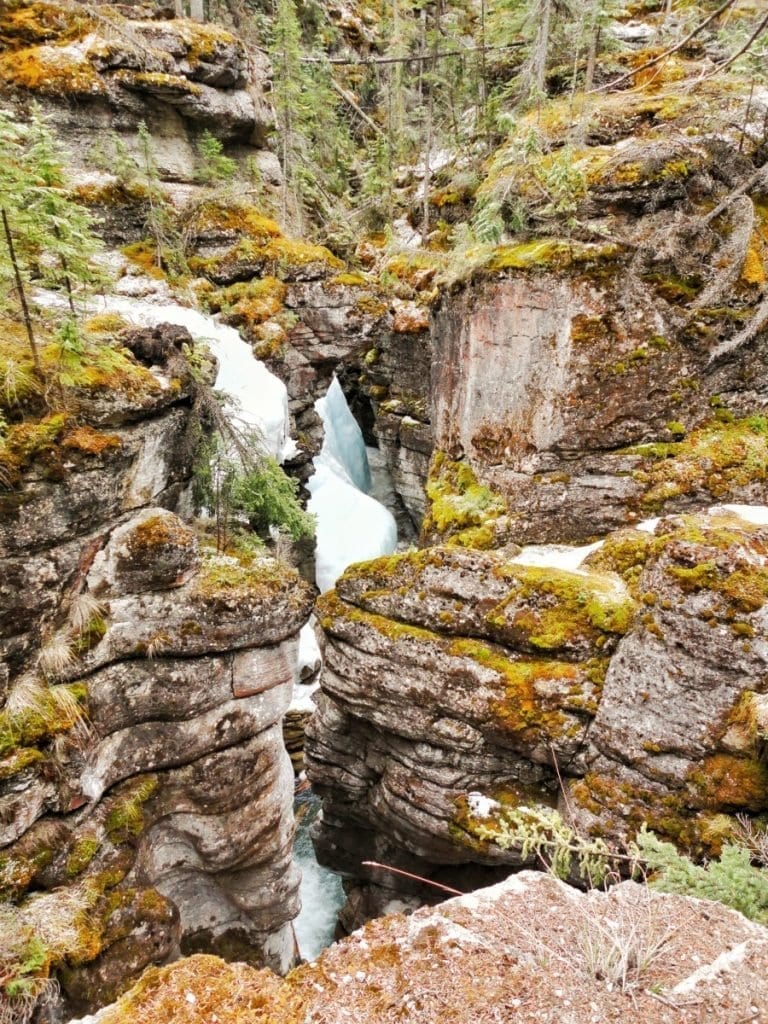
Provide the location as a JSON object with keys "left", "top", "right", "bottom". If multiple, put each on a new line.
{"left": 570, "top": 509, "right": 768, "bottom": 851}
{"left": 306, "top": 545, "right": 636, "bottom": 922}
{"left": 308, "top": 510, "right": 768, "bottom": 927}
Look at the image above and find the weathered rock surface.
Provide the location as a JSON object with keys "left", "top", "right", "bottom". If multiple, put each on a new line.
{"left": 307, "top": 509, "right": 768, "bottom": 925}
{"left": 0, "top": 336, "right": 313, "bottom": 1017}
{"left": 0, "top": 2, "right": 274, "bottom": 187}
{"left": 76, "top": 872, "right": 768, "bottom": 1024}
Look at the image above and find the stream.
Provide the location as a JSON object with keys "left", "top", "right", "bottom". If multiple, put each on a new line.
{"left": 42, "top": 279, "right": 395, "bottom": 960}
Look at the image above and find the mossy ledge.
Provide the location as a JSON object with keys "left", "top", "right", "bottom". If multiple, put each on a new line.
{"left": 620, "top": 414, "right": 768, "bottom": 512}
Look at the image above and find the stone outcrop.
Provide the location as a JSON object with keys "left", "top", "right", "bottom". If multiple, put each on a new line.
{"left": 0, "top": 334, "right": 313, "bottom": 1016}
{"left": 0, "top": 2, "right": 274, "bottom": 183}
{"left": 306, "top": 509, "right": 768, "bottom": 926}
{"left": 75, "top": 872, "right": 768, "bottom": 1024}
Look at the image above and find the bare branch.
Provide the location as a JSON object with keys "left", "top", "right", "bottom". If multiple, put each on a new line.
{"left": 590, "top": 0, "right": 739, "bottom": 94}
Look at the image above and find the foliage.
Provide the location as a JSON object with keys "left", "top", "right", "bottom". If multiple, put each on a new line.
{"left": 637, "top": 829, "right": 768, "bottom": 925}
{"left": 193, "top": 426, "right": 314, "bottom": 549}
{"left": 231, "top": 456, "right": 314, "bottom": 540}
{"left": 195, "top": 130, "right": 237, "bottom": 184}
{"left": 136, "top": 121, "right": 186, "bottom": 277}
{"left": 467, "top": 797, "right": 768, "bottom": 924}
{"left": 0, "top": 104, "right": 105, "bottom": 367}
{"left": 471, "top": 803, "right": 624, "bottom": 885}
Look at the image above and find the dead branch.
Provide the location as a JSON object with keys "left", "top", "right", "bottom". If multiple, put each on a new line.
{"left": 707, "top": 291, "right": 768, "bottom": 364}
{"left": 300, "top": 41, "right": 526, "bottom": 67}
{"left": 692, "top": 195, "right": 754, "bottom": 310}
{"left": 590, "top": 0, "right": 739, "bottom": 94}
{"left": 695, "top": 10, "right": 768, "bottom": 84}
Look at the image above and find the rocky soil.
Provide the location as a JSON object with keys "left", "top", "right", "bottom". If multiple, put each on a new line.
{"left": 75, "top": 872, "right": 768, "bottom": 1024}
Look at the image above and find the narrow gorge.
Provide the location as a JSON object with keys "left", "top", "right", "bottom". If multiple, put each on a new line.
{"left": 3, "top": 1, "right": 768, "bottom": 1022}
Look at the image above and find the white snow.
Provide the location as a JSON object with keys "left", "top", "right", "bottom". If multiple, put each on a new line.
{"left": 719, "top": 504, "right": 768, "bottom": 525}
{"left": 297, "top": 621, "right": 322, "bottom": 680}
{"left": 94, "top": 296, "right": 296, "bottom": 462}
{"left": 308, "top": 376, "right": 397, "bottom": 593}
{"left": 466, "top": 792, "right": 499, "bottom": 819}
{"left": 509, "top": 541, "right": 603, "bottom": 573}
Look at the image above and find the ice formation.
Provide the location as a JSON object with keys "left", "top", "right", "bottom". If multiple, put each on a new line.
{"left": 308, "top": 378, "right": 398, "bottom": 593}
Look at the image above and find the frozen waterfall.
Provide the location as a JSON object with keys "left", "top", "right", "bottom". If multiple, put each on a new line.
{"left": 88, "top": 297, "right": 297, "bottom": 462}
{"left": 308, "top": 378, "right": 398, "bottom": 593}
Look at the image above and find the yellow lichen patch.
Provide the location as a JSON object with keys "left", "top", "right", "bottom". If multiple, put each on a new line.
{"left": 170, "top": 17, "right": 239, "bottom": 64}
{"left": 0, "top": 0, "right": 93, "bottom": 48}
{"left": 60, "top": 426, "right": 122, "bottom": 458}
{"left": 486, "top": 239, "right": 621, "bottom": 274}
{"left": 121, "top": 241, "right": 167, "bottom": 280}
{"left": 687, "top": 754, "right": 768, "bottom": 812}
{"left": 260, "top": 235, "right": 344, "bottom": 272}
{"left": 112, "top": 70, "right": 202, "bottom": 96}
{"left": 423, "top": 452, "right": 508, "bottom": 545}
{"left": 452, "top": 639, "right": 576, "bottom": 742}
{"left": 0, "top": 412, "right": 69, "bottom": 482}
{"left": 328, "top": 271, "right": 368, "bottom": 287}
{"left": 83, "top": 313, "right": 130, "bottom": 338}
{"left": 623, "top": 415, "right": 768, "bottom": 510}
{"left": 192, "top": 201, "right": 282, "bottom": 242}
{"left": 204, "top": 278, "right": 287, "bottom": 330}
{"left": 0, "top": 42, "right": 105, "bottom": 95}
{"left": 741, "top": 242, "right": 766, "bottom": 286}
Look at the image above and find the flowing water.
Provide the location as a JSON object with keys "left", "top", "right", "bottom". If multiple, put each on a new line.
{"left": 293, "top": 792, "right": 346, "bottom": 962}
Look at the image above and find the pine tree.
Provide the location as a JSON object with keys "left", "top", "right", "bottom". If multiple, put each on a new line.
{"left": 0, "top": 109, "right": 41, "bottom": 373}
{"left": 0, "top": 108, "right": 106, "bottom": 368}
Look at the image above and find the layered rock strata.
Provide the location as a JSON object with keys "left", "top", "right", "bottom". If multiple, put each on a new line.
{"left": 0, "top": 342, "right": 313, "bottom": 1015}
{"left": 306, "top": 509, "right": 768, "bottom": 927}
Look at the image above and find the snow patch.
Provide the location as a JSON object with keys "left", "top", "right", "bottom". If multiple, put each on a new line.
{"left": 466, "top": 792, "right": 499, "bottom": 819}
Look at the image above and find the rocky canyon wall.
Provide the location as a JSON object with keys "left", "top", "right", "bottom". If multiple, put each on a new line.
{"left": 0, "top": 331, "right": 313, "bottom": 1016}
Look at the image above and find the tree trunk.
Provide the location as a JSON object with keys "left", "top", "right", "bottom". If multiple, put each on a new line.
{"left": 1, "top": 206, "right": 41, "bottom": 376}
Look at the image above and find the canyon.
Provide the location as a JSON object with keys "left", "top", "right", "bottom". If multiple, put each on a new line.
{"left": 2, "top": 0, "right": 768, "bottom": 1021}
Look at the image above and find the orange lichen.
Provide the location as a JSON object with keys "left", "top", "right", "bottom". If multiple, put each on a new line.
{"left": 0, "top": 43, "right": 105, "bottom": 95}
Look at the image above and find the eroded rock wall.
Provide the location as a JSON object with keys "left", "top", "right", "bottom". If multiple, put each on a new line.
{"left": 0, "top": 344, "right": 313, "bottom": 1016}
{"left": 306, "top": 510, "right": 768, "bottom": 927}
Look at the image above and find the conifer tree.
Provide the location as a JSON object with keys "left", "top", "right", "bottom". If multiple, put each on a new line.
{"left": 0, "top": 108, "right": 105, "bottom": 365}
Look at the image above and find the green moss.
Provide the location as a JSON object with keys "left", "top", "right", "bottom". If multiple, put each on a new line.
{"left": 65, "top": 834, "right": 101, "bottom": 878}
{"left": 71, "top": 616, "right": 107, "bottom": 654}
{"left": 328, "top": 271, "right": 367, "bottom": 287}
{"left": 423, "top": 452, "right": 507, "bottom": 545}
{"left": 621, "top": 415, "right": 768, "bottom": 511}
{"left": 0, "top": 747, "right": 45, "bottom": 781}
{"left": 193, "top": 551, "right": 300, "bottom": 606}
{"left": 0, "top": 682, "right": 87, "bottom": 758}
{"left": 487, "top": 563, "right": 636, "bottom": 651}
{"left": 104, "top": 776, "right": 158, "bottom": 842}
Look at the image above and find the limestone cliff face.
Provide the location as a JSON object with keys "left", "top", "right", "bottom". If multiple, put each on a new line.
{"left": 0, "top": 336, "right": 313, "bottom": 1016}
{"left": 306, "top": 510, "right": 768, "bottom": 927}
{"left": 351, "top": 133, "right": 768, "bottom": 544}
